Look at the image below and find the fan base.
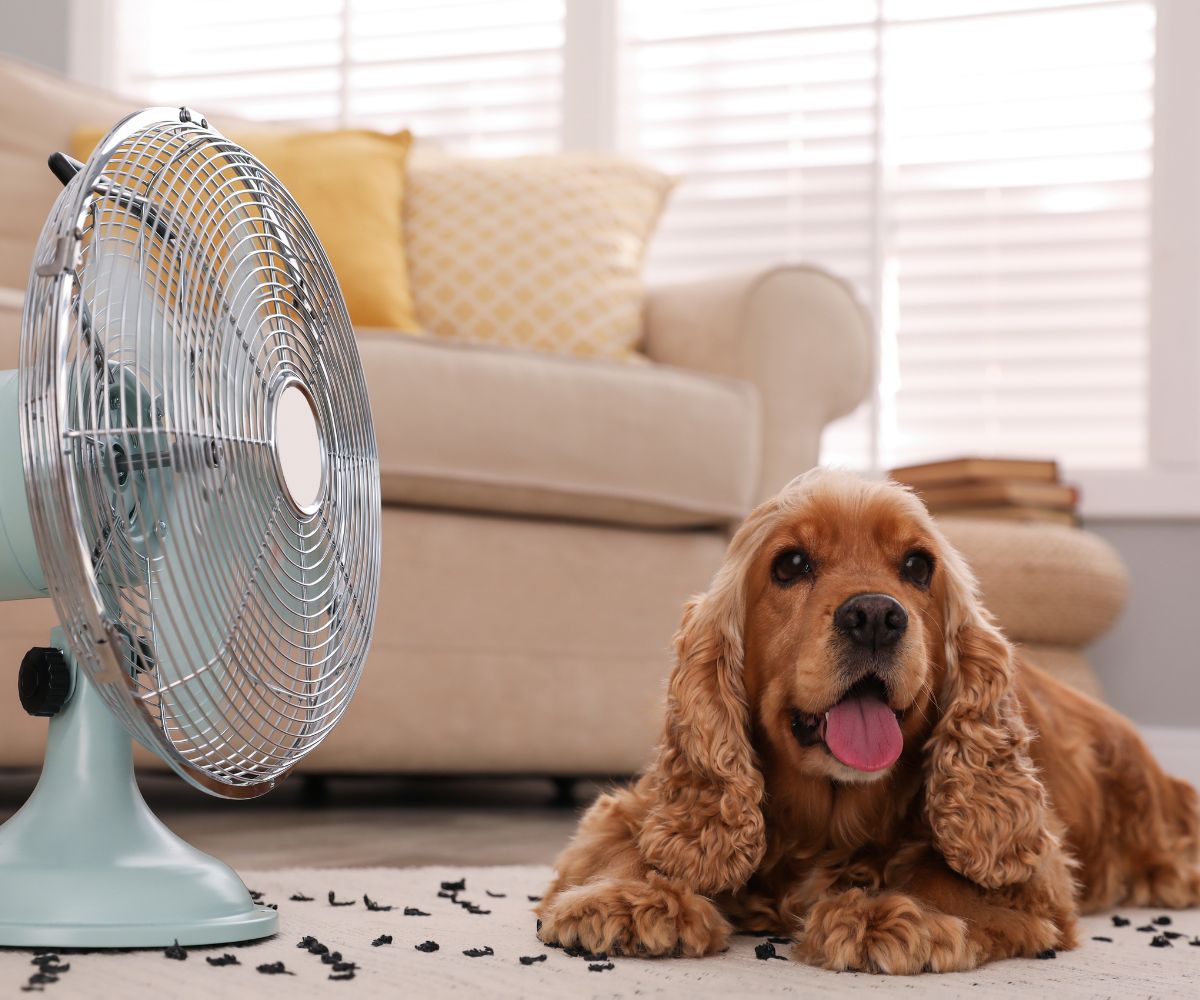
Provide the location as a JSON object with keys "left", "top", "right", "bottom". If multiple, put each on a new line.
{"left": 0, "top": 908, "right": 279, "bottom": 949}
{"left": 0, "top": 636, "right": 279, "bottom": 948}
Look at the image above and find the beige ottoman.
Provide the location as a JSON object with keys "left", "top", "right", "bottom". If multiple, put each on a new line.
{"left": 938, "top": 517, "right": 1128, "bottom": 699}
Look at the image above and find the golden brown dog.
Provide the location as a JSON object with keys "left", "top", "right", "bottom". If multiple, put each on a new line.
{"left": 537, "top": 470, "right": 1200, "bottom": 973}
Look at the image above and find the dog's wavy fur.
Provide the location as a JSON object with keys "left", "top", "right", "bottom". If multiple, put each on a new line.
{"left": 537, "top": 470, "right": 1200, "bottom": 973}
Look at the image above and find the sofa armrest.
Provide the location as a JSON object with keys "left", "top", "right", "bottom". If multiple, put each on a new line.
{"left": 641, "top": 265, "right": 874, "bottom": 502}
{"left": 0, "top": 287, "right": 21, "bottom": 370}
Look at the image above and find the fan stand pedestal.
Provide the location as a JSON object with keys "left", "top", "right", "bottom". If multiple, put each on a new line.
{"left": 0, "top": 636, "right": 279, "bottom": 947}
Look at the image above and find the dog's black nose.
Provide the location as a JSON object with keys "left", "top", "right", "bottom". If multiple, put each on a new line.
{"left": 834, "top": 593, "right": 908, "bottom": 651}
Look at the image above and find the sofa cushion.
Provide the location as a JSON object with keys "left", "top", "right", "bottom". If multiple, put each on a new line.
{"left": 939, "top": 516, "right": 1128, "bottom": 647}
{"left": 358, "top": 332, "right": 760, "bottom": 528}
{"left": 405, "top": 150, "right": 673, "bottom": 361}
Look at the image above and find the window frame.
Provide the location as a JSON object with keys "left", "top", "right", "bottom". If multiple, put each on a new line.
{"left": 71, "top": 0, "right": 1200, "bottom": 518}
{"left": 1116, "top": 0, "right": 1200, "bottom": 520}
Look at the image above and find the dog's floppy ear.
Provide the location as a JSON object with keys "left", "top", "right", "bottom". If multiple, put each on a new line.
{"left": 924, "top": 540, "right": 1050, "bottom": 888}
{"left": 636, "top": 549, "right": 766, "bottom": 895}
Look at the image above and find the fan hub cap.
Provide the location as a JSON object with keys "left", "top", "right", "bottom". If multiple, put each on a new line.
{"left": 272, "top": 380, "right": 326, "bottom": 516}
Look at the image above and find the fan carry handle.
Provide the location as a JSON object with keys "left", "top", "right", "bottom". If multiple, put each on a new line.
{"left": 47, "top": 151, "right": 84, "bottom": 187}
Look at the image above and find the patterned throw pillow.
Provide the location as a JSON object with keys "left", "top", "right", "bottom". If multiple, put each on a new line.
{"left": 405, "top": 152, "right": 674, "bottom": 360}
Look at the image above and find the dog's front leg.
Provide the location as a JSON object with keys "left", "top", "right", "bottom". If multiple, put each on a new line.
{"left": 793, "top": 849, "right": 1079, "bottom": 974}
{"left": 538, "top": 869, "right": 730, "bottom": 958}
{"left": 536, "top": 787, "right": 732, "bottom": 957}
{"left": 794, "top": 885, "right": 978, "bottom": 974}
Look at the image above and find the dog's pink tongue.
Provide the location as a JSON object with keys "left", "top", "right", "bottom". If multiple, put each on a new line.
{"left": 823, "top": 691, "right": 903, "bottom": 772}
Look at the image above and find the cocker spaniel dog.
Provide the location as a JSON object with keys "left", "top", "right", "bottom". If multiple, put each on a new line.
{"left": 536, "top": 470, "right": 1200, "bottom": 973}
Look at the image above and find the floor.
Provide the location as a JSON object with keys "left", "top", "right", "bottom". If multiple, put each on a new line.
{"left": 0, "top": 772, "right": 603, "bottom": 870}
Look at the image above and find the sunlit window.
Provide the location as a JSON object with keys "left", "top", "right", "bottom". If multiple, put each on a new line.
{"left": 111, "top": 0, "right": 1156, "bottom": 472}
{"left": 115, "top": 0, "right": 565, "bottom": 155}
{"left": 624, "top": 0, "right": 1154, "bottom": 470}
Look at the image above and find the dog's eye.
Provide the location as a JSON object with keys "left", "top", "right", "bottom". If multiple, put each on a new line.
{"left": 901, "top": 550, "right": 934, "bottom": 588}
{"left": 771, "top": 548, "right": 814, "bottom": 585}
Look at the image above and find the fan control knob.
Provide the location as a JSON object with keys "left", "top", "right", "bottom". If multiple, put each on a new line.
{"left": 19, "top": 647, "right": 72, "bottom": 718}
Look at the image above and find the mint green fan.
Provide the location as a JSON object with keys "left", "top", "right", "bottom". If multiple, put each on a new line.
{"left": 0, "top": 108, "right": 381, "bottom": 946}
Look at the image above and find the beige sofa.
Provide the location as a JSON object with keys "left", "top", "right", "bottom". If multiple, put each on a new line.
{"left": 0, "top": 58, "right": 1127, "bottom": 780}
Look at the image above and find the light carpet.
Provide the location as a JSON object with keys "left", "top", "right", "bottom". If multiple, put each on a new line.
{"left": 3, "top": 865, "right": 1197, "bottom": 998}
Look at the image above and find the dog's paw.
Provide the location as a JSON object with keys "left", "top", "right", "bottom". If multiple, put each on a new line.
{"left": 1128, "top": 861, "right": 1200, "bottom": 909}
{"left": 537, "top": 874, "right": 729, "bottom": 958}
{"left": 796, "top": 888, "right": 979, "bottom": 974}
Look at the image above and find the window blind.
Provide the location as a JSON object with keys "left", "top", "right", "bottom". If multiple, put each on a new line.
{"left": 111, "top": 0, "right": 1155, "bottom": 472}
{"left": 623, "top": 0, "right": 1154, "bottom": 470}
{"left": 112, "top": 0, "right": 564, "bottom": 155}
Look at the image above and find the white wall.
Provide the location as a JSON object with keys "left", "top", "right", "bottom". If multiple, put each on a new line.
{"left": 0, "top": 0, "right": 70, "bottom": 75}
{"left": 1087, "top": 520, "right": 1200, "bottom": 726}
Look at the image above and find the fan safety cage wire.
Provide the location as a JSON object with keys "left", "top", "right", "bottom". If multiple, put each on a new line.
{"left": 19, "top": 108, "right": 381, "bottom": 798}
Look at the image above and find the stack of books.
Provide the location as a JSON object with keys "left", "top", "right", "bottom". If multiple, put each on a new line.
{"left": 887, "top": 458, "right": 1079, "bottom": 527}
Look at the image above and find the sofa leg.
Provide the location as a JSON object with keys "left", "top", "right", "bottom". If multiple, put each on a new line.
{"left": 298, "top": 774, "right": 329, "bottom": 807}
{"left": 550, "top": 776, "right": 577, "bottom": 807}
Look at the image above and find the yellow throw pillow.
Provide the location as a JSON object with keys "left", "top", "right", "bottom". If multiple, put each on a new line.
{"left": 405, "top": 152, "right": 674, "bottom": 360}
{"left": 73, "top": 126, "right": 419, "bottom": 332}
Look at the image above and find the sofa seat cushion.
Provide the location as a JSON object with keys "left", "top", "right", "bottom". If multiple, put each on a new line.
{"left": 939, "top": 516, "right": 1128, "bottom": 647}
{"left": 358, "top": 332, "right": 760, "bottom": 528}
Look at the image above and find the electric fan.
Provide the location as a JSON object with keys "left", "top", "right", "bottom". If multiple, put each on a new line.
{"left": 0, "top": 108, "right": 380, "bottom": 946}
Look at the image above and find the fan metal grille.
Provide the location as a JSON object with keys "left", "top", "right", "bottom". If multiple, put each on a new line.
{"left": 20, "top": 109, "right": 381, "bottom": 797}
